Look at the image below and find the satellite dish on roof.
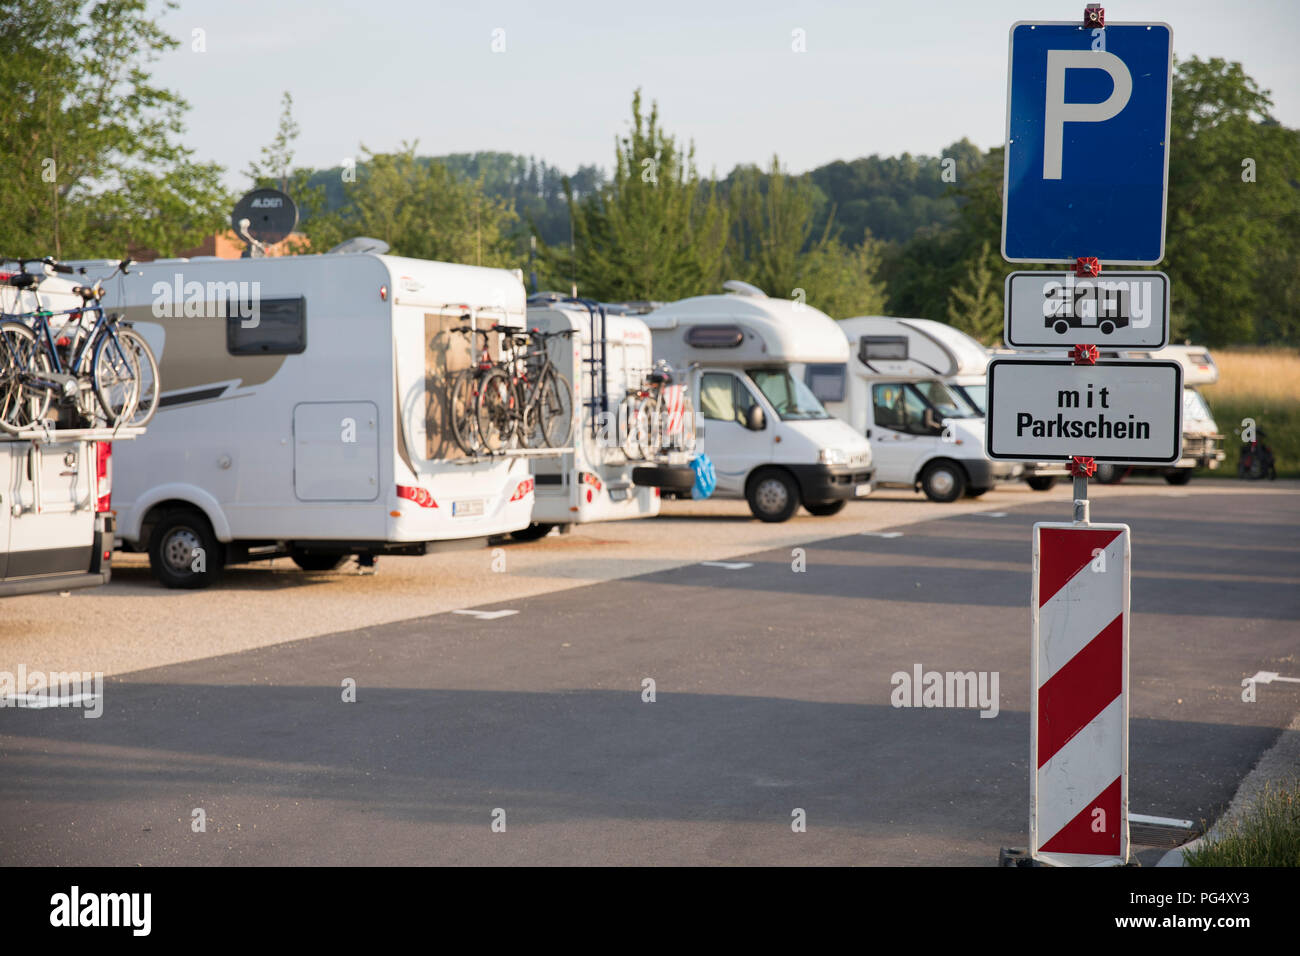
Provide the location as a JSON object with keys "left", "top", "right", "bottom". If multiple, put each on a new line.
{"left": 326, "top": 236, "right": 391, "bottom": 256}
{"left": 231, "top": 188, "right": 299, "bottom": 256}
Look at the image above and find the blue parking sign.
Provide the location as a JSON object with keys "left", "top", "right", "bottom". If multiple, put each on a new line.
{"left": 1002, "top": 22, "right": 1172, "bottom": 265}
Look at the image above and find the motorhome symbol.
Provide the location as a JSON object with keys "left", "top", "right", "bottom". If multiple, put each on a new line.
{"left": 1042, "top": 279, "right": 1133, "bottom": 336}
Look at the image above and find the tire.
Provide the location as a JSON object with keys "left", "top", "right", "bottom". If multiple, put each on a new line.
{"left": 449, "top": 369, "right": 483, "bottom": 455}
{"left": 93, "top": 328, "right": 142, "bottom": 427}
{"left": 746, "top": 468, "right": 800, "bottom": 522}
{"left": 510, "top": 522, "right": 555, "bottom": 542}
{"left": 118, "top": 327, "right": 159, "bottom": 427}
{"left": 920, "top": 460, "right": 966, "bottom": 503}
{"left": 805, "top": 500, "right": 846, "bottom": 516}
{"left": 291, "top": 549, "right": 348, "bottom": 572}
{"left": 0, "top": 322, "right": 52, "bottom": 433}
{"left": 632, "top": 464, "right": 695, "bottom": 493}
{"left": 147, "top": 508, "right": 224, "bottom": 589}
{"left": 1025, "top": 476, "right": 1057, "bottom": 491}
{"left": 475, "top": 367, "right": 516, "bottom": 452}
{"left": 964, "top": 487, "right": 990, "bottom": 498}
{"left": 1100, "top": 320, "right": 1115, "bottom": 335}
{"left": 537, "top": 368, "right": 574, "bottom": 448}
{"left": 1093, "top": 463, "right": 1123, "bottom": 484}
{"left": 1053, "top": 320, "right": 1068, "bottom": 335}
{"left": 1164, "top": 469, "right": 1193, "bottom": 486}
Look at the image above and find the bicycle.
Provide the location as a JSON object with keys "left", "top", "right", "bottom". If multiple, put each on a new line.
{"left": 446, "top": 323, "right": 493, "bottom": 455}
{"left": 475, "top": 325, "right": 575, "bottom": 453}
{"left": 0, "top": 257, "right": 158, "bottom": 433}
{"left": 619, "top": 360, "right": 695, "bottom": 460}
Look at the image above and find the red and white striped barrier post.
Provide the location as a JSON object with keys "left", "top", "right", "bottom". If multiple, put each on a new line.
{"left": 1031, "top": 522, "right": 1131, "bottom": 866}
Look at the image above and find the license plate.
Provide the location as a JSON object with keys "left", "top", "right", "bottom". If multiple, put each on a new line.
{"left": 452, "top": 498, "right": 484, "bottom": 517}
{"left": 855, "top": 482, "right": 872, "bottom": 497}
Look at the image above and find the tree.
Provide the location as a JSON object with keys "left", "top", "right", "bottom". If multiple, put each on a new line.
{"left": 539, "top": 90, "right": 728, "bottom": 300}
{"left": 245, "top": 91, "right": 331, "bottom": 252}
{"left": 0, "top": 0, "right": 229, "bottom": 258}
{"left": 945, "top": 242, "right": 1002, "bottom": 344}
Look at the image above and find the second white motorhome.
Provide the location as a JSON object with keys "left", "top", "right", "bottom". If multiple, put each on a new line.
{"left": 641, "top": 282, "right": 874, "bottom": 522}
{"left": 87, "top": 252, "right": 538, "bottom": 587}
{"left": 806, "top": 316, "right": 1023, "bottom": 502}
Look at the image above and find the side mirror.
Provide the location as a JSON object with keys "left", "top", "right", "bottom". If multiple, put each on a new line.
{"left": 746, "top": 405, "right": 766, "bottom": 431}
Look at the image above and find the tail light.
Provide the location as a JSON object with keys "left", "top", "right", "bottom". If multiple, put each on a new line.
{"left": 579, "top": 471, "right": 603, "bottom": 492}
{"left": 510, "top": 477, "right": 534, "bottom": 501}
{"left": 396, "top": 484, "right": 437, "bottom": 508}
{"left": 95, "top": 442, "right": 112, "bottom": 513}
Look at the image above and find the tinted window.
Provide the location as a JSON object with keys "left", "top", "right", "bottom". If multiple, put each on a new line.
{"left": 227, "top": 296, "right": 307, "bottom": 355}
{"left": 700, "top": 371, "right": 758, "bottom": 425}
{"left": 859, "top": 335, "right": 908, "bottom": 364}
{"left": 804, "top": 363, "right": 846, "bottom": 404}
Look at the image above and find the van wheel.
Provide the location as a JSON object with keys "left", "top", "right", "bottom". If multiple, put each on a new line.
{"left": 805, "top": 500, "right": 846, "bottom": 516}
{"left": 1094, "top": 463, "right": 1123, "bottom": 484}
{"left": 510, "top": 523, "right": 555, "bottom": 542}
{"left": 1025, "top": 476, "right": 1057, "bottom": 491}
{"left": 1164, "top": 469, "right": 1193, "bottom": 486}
{"left": 148, "top": 508, "right": 224, "bottom": 589}
{"left": 747, "top": 469, "right": 800, "bottom": 522}
{"left": 920, "top": 461, "right": 966, "bottom": 503}
{"left": 291, "top": 549, "right": 348, "bottom": 571}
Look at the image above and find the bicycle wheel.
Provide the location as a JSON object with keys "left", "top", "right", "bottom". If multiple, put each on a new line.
{"left": 92, "top": 327, "right": 141, "bottom": 427}
{"left": 537, "top": 368, "right": 574, "bottom": 448}
{"left": 638, "top": 396, "right": 661, "bottom": 458}
{"left": 676, "top": 394, "right": 697, "bottom": 452}
{"left": 449, "top": 369, "right": 483, "bottom": 455}
{"left": 117, "top": 327, "right": 159, "bottom": 427}
{"left": 619, "top": 393, "right": 645, "bottom": 460}
{"left": 475, "top": 367, "right": 517, "bottom": 453}
{"left": 0, "top": 322, "right": 53, "bottom": 433}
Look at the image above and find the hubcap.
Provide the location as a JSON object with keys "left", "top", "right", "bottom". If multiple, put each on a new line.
{"left": 756, "top": 478, "right": 789, "bottom": 513}
{"left": 163, "top": 528, "right": 201, "bottom": 573}
{"left": 930, "top": 469, "right": 956, "bottom": 497}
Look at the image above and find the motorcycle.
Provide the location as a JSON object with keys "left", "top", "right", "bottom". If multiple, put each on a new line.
{"left": 1238, "top": 429, "right": 1277, "bottom": 481}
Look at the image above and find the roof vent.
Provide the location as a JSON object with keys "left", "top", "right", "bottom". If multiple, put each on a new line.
{"left": 722, "top": 279, "right": 767, "bottom": 298}
{"left": 327, "top": 237, "right": 391, "bottom": 255}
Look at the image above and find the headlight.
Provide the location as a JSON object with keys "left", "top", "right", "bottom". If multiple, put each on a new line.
{"left": 819, "top": 448, "right": 846, "bottom": 465}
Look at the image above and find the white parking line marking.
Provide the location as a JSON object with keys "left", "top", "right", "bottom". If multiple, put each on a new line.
{"left": 975, "top": 512, "right": 1008, "bottom": 518}
{"left": 1246, "top": 671, "right": 1300, "bottom": 685}
{"left": 451, "top": 609, "right": 519, "bottom": 620}
{"left": 699, "top": 561, "right": 753, "bottom": 570}
{"left": 860, "top": 531, "right": 903, "bottom": 538}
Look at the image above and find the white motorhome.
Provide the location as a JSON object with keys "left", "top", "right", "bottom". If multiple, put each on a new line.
{"left": 84, "top": 253, "right": 537, "bottom": 587}
{"left": 1, "top": 265, "right": 139, "bottom": 596}
{"left": 1092, "top": 344, "right": 1225, "bottom": 484}
{"left": 807, "top": 316, "right": 1023, "bottom": 502}
{"left": 516, "top": 296, "right": 693, "bottom": 538}
{"left": 641, "top": 282, "right": 874, "bottom": 522}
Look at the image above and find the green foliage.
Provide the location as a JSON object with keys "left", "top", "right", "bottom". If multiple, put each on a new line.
{"left": 537, "top": 90, "right": 729, "bottom": 301}
{"left": 1184, "top": 778, "right": 1300, "bottom": 867}
{"left": 945, "top": 242, "right": 1002, "bottom": 344}
{"left": 1199, "top": 399, "right": 1300, "bottom": 479}
{"left": 0, "top": 0, "right": 229, "bottom": 259}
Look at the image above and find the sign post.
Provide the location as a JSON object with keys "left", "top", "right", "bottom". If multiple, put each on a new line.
{"left": 997, "top": 6, "right": 1175, "bottom": 867}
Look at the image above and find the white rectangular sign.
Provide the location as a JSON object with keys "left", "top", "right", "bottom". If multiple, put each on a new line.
{"left": 986, "top": 359, "right": 1183, "bottom": 463}
{"left": 1004, "top": 272, "right": 1169, "bottom": 349}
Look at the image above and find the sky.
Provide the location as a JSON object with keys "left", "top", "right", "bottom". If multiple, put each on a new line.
{"left": 151, "top": 0, "right": 1300, "bottom": 190}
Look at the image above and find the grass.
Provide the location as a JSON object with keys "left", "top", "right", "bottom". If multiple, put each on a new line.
{"left": 1183, "top": 777, "right": 1300, "bottom": 867}
{"left": 1198, "top": 348, "right": 1300, "bottom": 479}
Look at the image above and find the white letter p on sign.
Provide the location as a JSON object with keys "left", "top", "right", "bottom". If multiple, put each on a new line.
{"left": 1043, "top": 50, "right": 1132, "bottom": 180}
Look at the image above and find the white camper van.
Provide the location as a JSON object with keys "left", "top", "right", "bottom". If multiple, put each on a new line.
{"left": 85, "top": 253, "right": 537, "bottom": 587}
{"left": 1, "top": 265, "right": 137, "bottom": 596}
{"left": 641, "top": 282, "right": 873, "bottom": 522}
{"left": 1092, "top": 344, "right": 1225, "bottom": 484}
{"left": 515, "top": 296, "right": 694, "bottom": 538}
{"left": 808, "top": 316, "right": 1022, "bottom": 502}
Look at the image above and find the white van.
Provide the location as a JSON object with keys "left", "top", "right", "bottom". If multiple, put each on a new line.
{"left": 641, "top": 282, "right": 873, "bottom": 522}
{"left": 1092, "top": 344, "right": 1225, "bottom": 484}
{"left": 516, "top": 296, "right": 694, "bottom": 538}
{"left": 1, "top": 265, "right": 139, "bottom": 596}
{"left": 808, "top": 316, "right": 1022, "bottom": 502}
{"left": 84, "top": 253, "right": 537, "bottom": 587}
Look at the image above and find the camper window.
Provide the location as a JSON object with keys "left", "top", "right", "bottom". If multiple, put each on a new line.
{"left": 700, "top": 371, "right": 759, "bottom": 426}
{"left": 872, "top": 383, "right": 934, "bottom": 435}
{"left": 912, "top": 380, "right": 977, "bottom": 418}
{"left": 804, "top": 363, "right": 846, "bottom": 404}
{"left": 227, "top": 296, "right": 307, "bottom": 355}
{"left": 748, "top": 368, "right": 829, "bottom": 421}
{"left": 686, "top": 325, "right": 744, "bottom": 349}
{"left": 859, "top": 335, "right": 908, "bottom": 365}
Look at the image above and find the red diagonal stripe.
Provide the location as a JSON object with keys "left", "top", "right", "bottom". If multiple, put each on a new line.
{"left": 1040, "top": 776, "right": 1122, "bottom": 856}
{"left": 1038, "top": 527, "right": 1123, "bottom": 607}
{"left": 1037, "top": 613, "right": 1123, "bottom": 767}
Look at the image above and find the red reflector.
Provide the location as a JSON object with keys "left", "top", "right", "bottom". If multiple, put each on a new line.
{"left": 396, "top": 484, "right": 436, "bottom": 508}
{"left": 379, "top": 285, "right": 388, "bottom": 301}
{"left": 586, "top": 488, "right": 593, "bottom": 503}
{"left": 56, "top": 337, "right": 71, "bottom": 347}
{"left": 510, "top": 477, "right": 535, "bottom": 501}
{"left": 95, "top": 442, "right": 112, "bottom": 513}
{"left": 580, "top": 471, "right": 603, "bottom": 492}
{"left": 103, "top": 551, "right": 111, "bottom": 560}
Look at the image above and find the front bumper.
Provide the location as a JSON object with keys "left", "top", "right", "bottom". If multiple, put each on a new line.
{"left": 787, "top": 464, "right": 876, "bottom": 503}
{"left": 962, "top": 459, "right": 1023, "bottom": 488}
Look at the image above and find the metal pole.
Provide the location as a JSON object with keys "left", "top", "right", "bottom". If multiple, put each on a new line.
{"left": 1072, "top": 474, "right": 1090, "bottom": 525}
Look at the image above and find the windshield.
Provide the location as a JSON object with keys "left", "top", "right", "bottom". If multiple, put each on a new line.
{"left": 910, "top": 380, "right": 979, "bottom": 418}
{"left": 747, "top": 367, "right": 830, "bottom": 420}
{"left": 955, "top": 383, "right": 987, "bottom": 415}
